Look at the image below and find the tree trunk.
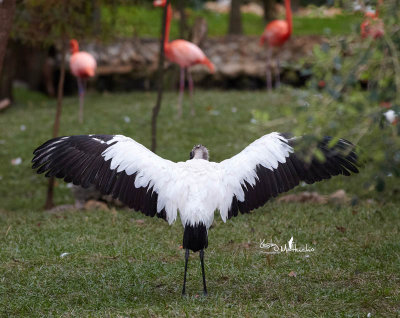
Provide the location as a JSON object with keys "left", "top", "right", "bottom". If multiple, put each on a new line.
{"left": 44, "top": 39, "right": 67, "bottom": 210}
{"left": 262, "top": 0, "right": 277, "bottom": 23}
{"left": 151, "top": 0, "right": 169, "bottom": 152}
{"left": 228, "top": 0, "right": 243, "bottom": 35}
{"left": 0, "top": 40, "right": 15, "bottom": 101}
{"left": 0, "top": 0, "right": 17, "bottom": 103}
{"left": 0, "top": 0, "right": 16, "bottom": 77}
{"left": 291, "top": 0, "right": 300, "bottom": 12}
{"left": 177, "top": 0, "right": 188, "bottom": 40}
{"left": 92, "top": 0, "right": 101, "bottom": 36}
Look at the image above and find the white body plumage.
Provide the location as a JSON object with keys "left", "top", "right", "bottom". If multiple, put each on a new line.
{"left": 100, "top": 133, "right": 292, "bottom": 229}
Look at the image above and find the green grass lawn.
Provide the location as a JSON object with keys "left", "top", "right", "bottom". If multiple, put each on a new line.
{"left": 101, "top": 5, "right": 362, "bottom": 38}
{"left": 0, "top": 89, "right": 399, "bottom": 316}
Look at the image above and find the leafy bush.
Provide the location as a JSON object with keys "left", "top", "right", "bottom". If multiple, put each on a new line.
{"left": 300, "top": 0, "right": 400, "bottom": 191}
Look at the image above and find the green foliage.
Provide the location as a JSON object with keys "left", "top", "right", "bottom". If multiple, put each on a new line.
{"left": 293, "top": 13, "right": 362, "bottom": 36}
{"left": 99, "top": 5, "right": 361, "bottom": 39}
{"left": 297, "top": 0, "right": 400, "bottom": 191}
{"left": 12, "top": 0, "right": 97, "bottom": 46}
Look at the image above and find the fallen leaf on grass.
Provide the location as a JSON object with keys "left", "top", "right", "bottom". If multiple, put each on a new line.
{"left": 5, "top": 225, "right": 11, "bottom": 237}
{"left": 84, "top": 200, "right": 109, "bottom": 211}
{"left": 241, "top": 242, "right": 251, "bottom": 249}
{"left": 218, "top": 276, "right": 229, "bottom": 282}
{"left": 135, "top": 219, "right": 145, "bottom": 225}
{"left": 336, "top": 226, "right": 346, "bottom": 233}
{"left": 288, "top": 271, "right": 297, "bottom": 277}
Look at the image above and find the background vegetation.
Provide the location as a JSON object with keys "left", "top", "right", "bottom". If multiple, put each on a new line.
{"left": 100, "top": 5, "right": 362, "bottom": 38}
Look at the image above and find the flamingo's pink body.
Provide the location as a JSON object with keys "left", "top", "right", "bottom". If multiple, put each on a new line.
{"left": 154, "top": 0, "right": 214, "bottom": 116}
{"left": 165, "top": 39, "right": 214, "bottom": 72}
{"left": 69, "top": 40, "right": 97, "bottom": 79}
{"left": 360, "top": 0, "right": 384, "bottom": 39}
{"left": 361, "top": 18, "right": 384, "bottom": 39}
{"left": 260, "top": 19, "right": 291, "bottom": 47}
{"left": 260, "top": 0, "right": 292, "bottom": 90}
{"left": 69, "top": 39, "right": 97, "bottom": 123}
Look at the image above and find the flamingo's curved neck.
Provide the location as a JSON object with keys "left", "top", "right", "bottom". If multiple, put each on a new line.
{"left": 285, "top": 0, "right": 292, "bottom": 35}
{"left": 70, "top": 41, "right": 79, "bottom": 54}
{"left": 164, "top": 4, "right": 172, "bottom": 47}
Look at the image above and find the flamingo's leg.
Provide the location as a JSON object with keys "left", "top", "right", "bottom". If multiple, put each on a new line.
{"left": 187, "top": 69, "right": 195, "bottom": 116}
{"left": 275, "top": 55, "right": 281, "bottom": 89}
{"left": 77, "top": 78, "right": 85, "bottom": 124}
{"left": 266, "top": 48, "right": 272, "bottom": 91}
{"left": 177, "top": 67, "right": 185, "bottom": 118}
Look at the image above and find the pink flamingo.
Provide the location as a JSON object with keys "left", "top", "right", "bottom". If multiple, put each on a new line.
{"left": 260, "top": 0, "right": 292, "bottom": 90}
{"left": 361, "top": 0, "right": 384, "bottom": 39}
{"left": 153, "top": 0, "right": 215, "bottom": 117}
{"left": 69, "top": 39, "right": 97, "bottom": 123}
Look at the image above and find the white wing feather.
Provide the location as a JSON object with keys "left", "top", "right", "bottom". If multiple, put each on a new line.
{"left": 217, "top": 132, "right": 293, "bottom": 222}
{"left": 103, "top": 133, "right": 293, "bottom": 226}
{"left": 102, "top": 135, "right": 178, "bottom": 223}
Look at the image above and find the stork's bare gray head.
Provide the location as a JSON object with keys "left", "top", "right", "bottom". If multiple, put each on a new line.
{"left": 190, "top": 144, "right": 209, "bottom": 161}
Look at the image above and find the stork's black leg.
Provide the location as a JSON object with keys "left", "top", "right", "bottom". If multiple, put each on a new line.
{"left": 182, "top": 248, "right": 189, "bottom": 296}
{"left": 199, "top": 249, "right": 208, "bottom": 296}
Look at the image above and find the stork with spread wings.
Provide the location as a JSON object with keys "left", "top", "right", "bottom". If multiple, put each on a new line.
{"left": 32, "top": 132, "right": 358, "bottom": 295}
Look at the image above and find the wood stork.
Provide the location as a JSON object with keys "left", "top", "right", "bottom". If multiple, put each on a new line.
{"left": 32, "top": 132, "right": 358, "bottom": 295}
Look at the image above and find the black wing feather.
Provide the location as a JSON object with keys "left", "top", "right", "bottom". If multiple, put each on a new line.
{"left": 227, "top": 136, "right": 359, "bottom": 219}
{"left": 32, "top": 135, "right": 166, "bottom": 221}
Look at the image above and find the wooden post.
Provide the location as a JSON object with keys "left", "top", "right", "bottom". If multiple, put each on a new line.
{"left": 151, "top": 0, "right": 169, "bottom": 152}
{"left": 228, "top": 0, "right": 243, "bottom": 35}
{"left": 44, "top": 37, "right": 67, "bottom": 210}
{"left": 0, "top": 0, "right": 16, "bottom": 77}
